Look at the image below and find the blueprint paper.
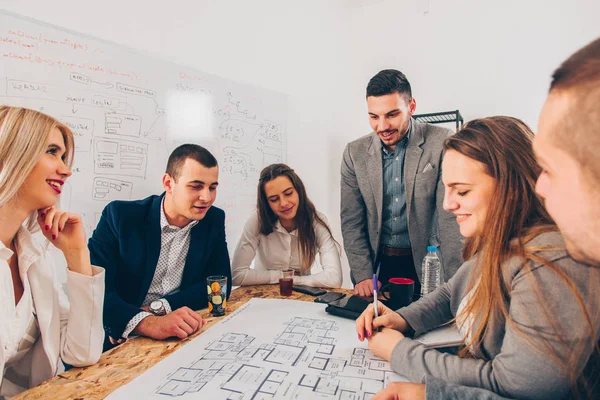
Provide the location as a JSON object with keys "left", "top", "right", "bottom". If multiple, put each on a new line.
{"left": 107, "top": 298, "right": 408, "bottom": 399}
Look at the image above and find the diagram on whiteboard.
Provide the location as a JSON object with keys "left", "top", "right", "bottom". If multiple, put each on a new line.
{"left": 107, "top": 299, "right": 408, "bottom": 400}
{"left": 0, "top": 11, "right": 287, "bottom": 255}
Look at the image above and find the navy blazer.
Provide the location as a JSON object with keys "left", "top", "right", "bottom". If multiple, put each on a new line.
{"left": 89, "top": 193, "right": 231, "bottom": 339}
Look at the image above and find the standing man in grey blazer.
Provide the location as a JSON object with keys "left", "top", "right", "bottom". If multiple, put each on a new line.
{"left": 341, "top": 69, "right": 462, "bottom": 297}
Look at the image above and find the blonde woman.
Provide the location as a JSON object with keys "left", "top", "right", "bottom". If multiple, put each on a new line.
{"left": 232, "top": 163, "right": 342, "bottom": 288}
{"left": 0, "top": 106, "right": 104, "bottom": 397}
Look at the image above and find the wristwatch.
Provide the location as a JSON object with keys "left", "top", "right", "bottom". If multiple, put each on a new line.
{"left": 149, "top": 299, "right": 167, "bottom": 316}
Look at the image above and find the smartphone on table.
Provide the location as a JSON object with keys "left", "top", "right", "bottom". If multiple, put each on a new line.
{"left": 292, "top": 285, "right": 327, "bottom": 296}
{"left": 314, "top": 291, "right": 346, "bottom": 304}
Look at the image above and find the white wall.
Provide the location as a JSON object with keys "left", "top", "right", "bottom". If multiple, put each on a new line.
{"left": 347, "top": 0, "right": 600, "bottom": 128}
{"left": 1, "top": 0, "right": 599, "bottom": 288}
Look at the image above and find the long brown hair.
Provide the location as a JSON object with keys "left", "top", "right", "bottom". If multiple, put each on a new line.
{"left": 257, "top": 163, "right": 338, "bottom": 274}
{"left": 446, "top": 116, "right": 597, "bottom": 396}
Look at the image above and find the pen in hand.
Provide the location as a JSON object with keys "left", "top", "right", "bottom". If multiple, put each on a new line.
{"left": 372, "top": 273, "right": 380, "bottom": 333}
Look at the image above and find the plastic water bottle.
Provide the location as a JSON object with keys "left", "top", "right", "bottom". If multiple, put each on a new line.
{"left": 421, "top": 246, "right": 442, "bottom": 296}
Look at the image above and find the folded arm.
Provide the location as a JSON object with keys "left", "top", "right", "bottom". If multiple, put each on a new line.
{"left": 231, "top": 214, "right": 280, "bottom": 286}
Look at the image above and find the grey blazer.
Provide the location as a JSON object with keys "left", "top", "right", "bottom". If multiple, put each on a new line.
{"left": 340, "top": 119, "right": 462, "bottom": 284}
{"left": 392, "top": 231, "right": 600, "bottom": 400}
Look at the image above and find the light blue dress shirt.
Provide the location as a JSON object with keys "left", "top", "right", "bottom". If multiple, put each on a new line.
{"left": 380, "top": 121, "right": 411, "bottom": 249}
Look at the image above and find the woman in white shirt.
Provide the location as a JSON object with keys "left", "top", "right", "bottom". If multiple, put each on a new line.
{"left": 232, "top": 163, "right": 342, "bottom": 288}
{"left": 0, "top": 106, "right": 105, "bottom": 397}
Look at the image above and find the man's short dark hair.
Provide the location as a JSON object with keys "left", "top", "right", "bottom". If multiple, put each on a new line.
{"left": 548, "top": 37, "right": 600, "bottom": 184}
{"left": 166, "top": 144, "right": 218, "bottom": 181}
{"left": 366, "top": 69, "right": 412, "bottom": 100}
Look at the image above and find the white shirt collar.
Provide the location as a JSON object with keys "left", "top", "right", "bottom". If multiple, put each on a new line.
{"left": 0, "top": 243, "right": 12, "bottom": 260}
{"left": 274, "top": 219, "right": 298, "bottom": 236}
{"left": 0, "top": 226, "right": 43, "bottom": 275}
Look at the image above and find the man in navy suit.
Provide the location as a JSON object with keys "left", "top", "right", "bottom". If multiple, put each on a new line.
{"left": 89, "top": 144, "right": 231, "bottom": 349}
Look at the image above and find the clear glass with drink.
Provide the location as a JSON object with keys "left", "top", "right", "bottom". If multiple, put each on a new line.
{"left": 279, "top": 269, "right": 294, "bottom": 296}
{"left": 207, "top": 275, "right": 228, "bottom": 316}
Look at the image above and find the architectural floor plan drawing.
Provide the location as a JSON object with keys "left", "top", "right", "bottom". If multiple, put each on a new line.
{"left": 107, "top": 298, "right": 408, "bottom": 400}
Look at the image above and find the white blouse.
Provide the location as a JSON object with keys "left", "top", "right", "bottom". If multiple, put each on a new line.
{"left": 0, "top": 226, "right": 105, "bottom": 397}
{"left": 231, "top": 211, "right": 343, "bottom": 288}
{"left": 1, "top": 230, "right": 42, "bottom": 397}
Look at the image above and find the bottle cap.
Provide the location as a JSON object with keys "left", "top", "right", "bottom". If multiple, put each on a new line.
{"left": 427, "top": 246, "right": 438, "bottom": 252}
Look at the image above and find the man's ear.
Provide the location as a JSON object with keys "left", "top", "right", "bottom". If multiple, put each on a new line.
{"left": 162, "top": 173, "right": 174, "bottom": 194}
{"left": 409, "top": 97, "right": 417, "bottom": 115}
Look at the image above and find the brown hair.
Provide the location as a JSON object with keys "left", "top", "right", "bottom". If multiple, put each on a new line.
{"left": 548, "top": 37, "right": 600, "bottom": 184}
{"left": 445, "top": 116, "right": 597, "bottom": 395}
{"left": 257, "top": 163, "right": 338, "bottom": 274}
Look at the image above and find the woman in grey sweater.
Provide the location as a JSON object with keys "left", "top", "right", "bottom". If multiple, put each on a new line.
{"left": 357, "top": 116, "right": 600, "bottom": 399}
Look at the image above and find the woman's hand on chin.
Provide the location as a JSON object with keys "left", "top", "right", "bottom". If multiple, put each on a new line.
{"left": 37, "top": 206, "right": 86, "bottom": 251}
{"left": 37, "top": 206, "right": 92, "bottom": 276}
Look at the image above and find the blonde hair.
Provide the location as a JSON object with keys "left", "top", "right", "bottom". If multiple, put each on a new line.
{"left": 0, "top": 106, "right": 74, "bottom": 230}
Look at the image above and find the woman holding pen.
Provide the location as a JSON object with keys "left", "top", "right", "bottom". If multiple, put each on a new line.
{"left": 0, "top": 106, "right": 105, "bottom": 397}
{"left": 356, "top": 117, "right": 600, "bottom": 399}
{"left": 232, "top": 163, "right": 342, "bottom": 288}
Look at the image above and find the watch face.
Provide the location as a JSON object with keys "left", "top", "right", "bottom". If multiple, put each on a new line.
{"left": 150, "top": 301, "right": 162, "bottom": 312}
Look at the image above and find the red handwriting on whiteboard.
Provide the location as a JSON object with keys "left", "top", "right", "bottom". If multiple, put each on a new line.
{"left": 178, "top": 71, "right": 209, "bottom": 83}
{"left": 0, "top": 36, "right": 39, "bottom": 51}
{"left": 7, "top": 29, "right": 88, "bottom": 51}
{"left": 1, "top": 51, "right": 139, "bottom": 81}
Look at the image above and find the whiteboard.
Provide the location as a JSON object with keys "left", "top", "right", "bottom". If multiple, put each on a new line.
{"left": 0, "top": 10, "right": 288, "bottom": 262}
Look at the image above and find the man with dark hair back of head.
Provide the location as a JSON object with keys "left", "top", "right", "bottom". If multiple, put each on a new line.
{"left": 341, "top": 69, "right": 463, "bottom": 297}
{"left": 89, "top": 143, "right": 231, "bottom": 350}
{"left": 535, "top": 37, "right": 600, "bottom": 266}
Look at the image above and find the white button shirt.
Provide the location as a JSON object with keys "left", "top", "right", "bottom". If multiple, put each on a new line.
{"left": 0, "top": 226, "right": 105, "bottom": 397}
{"left": 0, "top": 232, "right": 40, "bottom": 398}
{"left": 231, "top": 211, "right": 342, "bottom": 288}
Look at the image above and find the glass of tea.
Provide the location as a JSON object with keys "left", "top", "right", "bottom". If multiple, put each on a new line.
{"left": 279, "top": 269, "right": 294, "bottom": 296}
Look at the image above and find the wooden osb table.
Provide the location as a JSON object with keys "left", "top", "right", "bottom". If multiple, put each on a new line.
{"left": 13, "top": 285, "right": 352, "bottom": 399}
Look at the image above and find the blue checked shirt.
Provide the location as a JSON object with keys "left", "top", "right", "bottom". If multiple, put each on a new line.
{"left": 380, "top": 122, "right": 411, "bottom": 249}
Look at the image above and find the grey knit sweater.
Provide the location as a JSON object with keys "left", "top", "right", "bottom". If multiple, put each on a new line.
{"left": 391, "top": 231, "right": 600, "bottom": 399}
